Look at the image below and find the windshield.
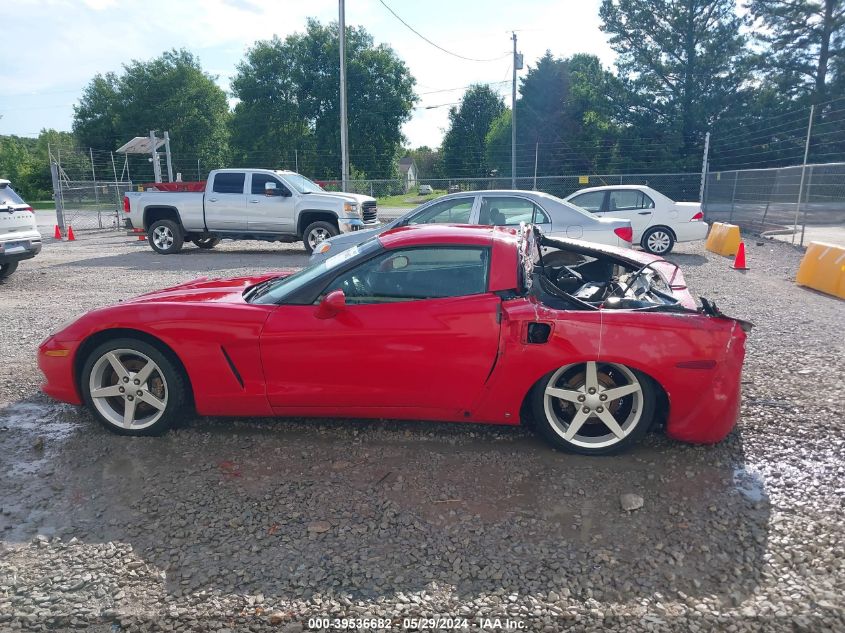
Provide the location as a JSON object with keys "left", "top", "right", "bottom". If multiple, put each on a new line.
{"left": 0, "top": 184, "right": 25, "bottom": 205}
{"left": 278, "top": 172, "right": 325, "bottom": 194}
{"left": 248, "top": 238, "right": 382, "bottom": 304}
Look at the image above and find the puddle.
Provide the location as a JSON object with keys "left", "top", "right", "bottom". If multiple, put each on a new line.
{"left": 733, "top": 467, "right": 766, "bottom": 502}
{"left": 0, "top": 400, "right": 82, "bottom": 476}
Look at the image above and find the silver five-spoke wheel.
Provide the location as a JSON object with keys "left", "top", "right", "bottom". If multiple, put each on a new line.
{"left": 533, "top": 361, "right": 655, "bottom": 454}
{"left": 152, "top": 226, "right": 174, "bottom": 250}
{"left": 89, "top": 349, "right": 168, "bottom": 430}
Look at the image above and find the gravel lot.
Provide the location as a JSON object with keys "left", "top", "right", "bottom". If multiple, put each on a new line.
{"left": 1, "top": 231, "right": 843, "bottom": 632}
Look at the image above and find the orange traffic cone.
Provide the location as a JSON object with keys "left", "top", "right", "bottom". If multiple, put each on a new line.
{"left": 67, "top": 226, "right": 76, "bottom": 241}
{"left": 731, "top": 241, "right": 748, "bottom": 270}
{"left": 53, "top": 225, "right": 62, "bottom": 240}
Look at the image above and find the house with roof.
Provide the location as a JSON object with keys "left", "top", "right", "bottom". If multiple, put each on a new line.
{"left": 398, "top": 157, "right": 418, "bottom": 192}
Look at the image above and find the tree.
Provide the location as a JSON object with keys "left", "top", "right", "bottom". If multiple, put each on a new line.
{"left": 746, "top": 0, "right": 845, "bottom": 102}
{"left": 405, "top": 146, "right": 443, "bottom": 179}
{"left": 441, "top": 85, "right": 505, "bottom": 178}
{"left": 231, "top": 19, "right": 416, "bottom": 179}
{"left": 600, "top": 0, "right": 749, "bottom": 163}
{"left": 73, "top": 50, "right": 230, "bottom": 180}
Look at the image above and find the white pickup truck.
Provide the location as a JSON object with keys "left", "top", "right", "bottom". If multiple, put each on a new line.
{"left": 123, "top": 168, "right": 379, "bottom": 254}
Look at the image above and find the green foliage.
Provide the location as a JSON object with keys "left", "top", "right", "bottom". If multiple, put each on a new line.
{"left": 746, "top": 0, "right": 845, "bottom": 101}
{"left": 0, "top": 129, "right": 76, "bottom": 200}
{"left": 73, "top": 49, "right": 231, "bottom": 179}
{"left": 600, "top": 0, "right": 749, "bottom": 163}
{"left": 441, "top": 85, "right": 505, "bottom": 178}
{"left": 230, "top": 19, "right": 416, "bottom": 179}
{"left": 405, "top": 146, "right": 443, "bottom": 179}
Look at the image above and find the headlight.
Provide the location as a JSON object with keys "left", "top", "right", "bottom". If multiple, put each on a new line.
{"left": 343, "top": 202, "right": 359, "bottom": 215}
{"left": 314, "top": 241, "right": 332, "bottom": 255}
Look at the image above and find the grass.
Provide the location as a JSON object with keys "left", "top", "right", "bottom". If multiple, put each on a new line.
{"left": 30, "top": 201, "right": 56, "bottom": 210}
{"left": 377, "top": 189, "right": 446, "bottom": 208}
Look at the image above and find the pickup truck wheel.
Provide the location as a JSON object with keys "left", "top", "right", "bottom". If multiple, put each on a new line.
{"left": 192, "top": 237, "right": 220, "bottom": 249}
{"left": 303, "top": 221, "right": 339, "bottom": 254}
{"left": 148, "top": 219, "right": 184, "bottom": 254}
{"left": 0, "top": 261, "right": 19, "bottom": 279}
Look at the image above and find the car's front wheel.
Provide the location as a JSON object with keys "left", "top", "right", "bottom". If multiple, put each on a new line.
{"left": 641, "top": 226, "right": 675, "bottom": 255}
{"left": 148, "top": 219, "right": 184, "bottom": 254}
{"left": 302, "top": 221, "right": 339, "bottom": 254}
{"left": 81, "top": 338, "right": 187, "bottom": 436}
{"left": 531, "top": 361, "right": 655, "bottom": 455}
{"left": 0, "top": 261, "right": 19, "bottom": 279}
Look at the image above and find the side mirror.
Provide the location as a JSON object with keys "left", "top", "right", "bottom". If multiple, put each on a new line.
{"left": 315, "top": 289, "right": 346, "bottom": 319}
{"left": 264, "top": 181, "right": 278, "bottom": 196}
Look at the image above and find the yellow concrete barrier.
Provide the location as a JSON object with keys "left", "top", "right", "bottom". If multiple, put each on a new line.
{"left": 796, "top": 241, "right": 845, "bottom": 300}
{"left": 705, "top": 222, "right": 742, "bottom": 257}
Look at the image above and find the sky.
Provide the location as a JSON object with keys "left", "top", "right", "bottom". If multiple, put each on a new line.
{"left": 1, "top": 0, "right": 616, "bottom": 149}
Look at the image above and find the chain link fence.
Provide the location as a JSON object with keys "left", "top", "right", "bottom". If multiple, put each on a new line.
{"left": 702, "top": 162, "right": 845, "bottom": 244}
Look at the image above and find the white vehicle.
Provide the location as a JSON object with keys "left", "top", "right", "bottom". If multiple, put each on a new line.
{"left": 418, "top": 184, "right": 433, "bottom": 195}
{"left": 310, "top": 189, "right": 633, "bottom": 263}
{"left": 0, "top": 180, "right": 42, "bottom": 280}
{"left": 123, "top": 169, "right": 379, "bottom": 254}
{"left": 564, "top": 185, "right": 708, "bottom": 254}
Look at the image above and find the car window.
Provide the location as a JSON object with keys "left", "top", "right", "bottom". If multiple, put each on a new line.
{"left": 321, "top": 247, "right": 490, "bottom": 304}
{"left": 251, "top": 173, "right": 290, "bottom": 196}
{"left": 478, "top": 196, "right": 544, "bottom": 226}
{"left": 212, "top": 172, "right": 246, "bottom": 194}
{"left": 568, "top": 191, "right": 605, "bottom": 212}
{"left": 533, "top": 205, "right": 551, "bottom": 224}
{"left": 0, "top": 184, "right": 25, "bottom": 205}
{"left": 407, "top": 198, "right": 473, "bottom": 225}
{"left": 608, "top": 190, "right": 654, "bottom": 211}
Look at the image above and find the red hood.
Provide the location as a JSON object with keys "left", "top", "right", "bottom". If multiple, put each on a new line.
{"left": 124, "top": 272, "right": 292, "bottom": 305}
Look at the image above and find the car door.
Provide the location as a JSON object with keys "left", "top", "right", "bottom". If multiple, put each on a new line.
{"left": 600, "top": 189, "right": 655, "bottom": 241}
{"left": 259, "top": 245, "right": 501, "bottom": 414}
{"left": 246, "top": 173, "right": 296, "bottom": 233}
{"left": 476, "top": 195, "right": 552, "bottom": 233}
{"left": 204, "top": 172, "right": 247, "bottom": 231}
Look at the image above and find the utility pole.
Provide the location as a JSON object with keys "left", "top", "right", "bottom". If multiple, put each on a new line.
{"left": 339, "top": 0, "right": 350, "bottom": 192}
{"left": 511, "top": 32, "right": 518, "bottom": 189}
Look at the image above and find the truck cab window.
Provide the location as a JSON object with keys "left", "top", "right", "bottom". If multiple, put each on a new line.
{"left": 213, "top": 173, "right": 246, "bottom": 194}
{"left": 251, "top": 174, "right": 289, "bottom": 196}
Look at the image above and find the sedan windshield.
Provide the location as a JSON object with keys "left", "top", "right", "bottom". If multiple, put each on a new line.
{"left": 248, "top": 238, "right": 382, "bottom": 304}
{"left": 279, "top": 172, "right": 325, "bottom": 194}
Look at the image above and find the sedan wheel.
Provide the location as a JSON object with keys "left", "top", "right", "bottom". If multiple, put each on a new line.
{"left": 81, "top": 338, "right": 187, "bottom": 435}
{"left": 642, "top": 227, "right": 675, "bottom": 255}
{"left": 532, "top": 361, "right": 655, "bottom": 455}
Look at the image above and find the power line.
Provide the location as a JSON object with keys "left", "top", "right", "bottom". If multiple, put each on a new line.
{"left": 377, "top": 0, "right": 509, "bottom": 63}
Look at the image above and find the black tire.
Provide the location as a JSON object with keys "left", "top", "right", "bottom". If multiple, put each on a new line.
{"left": 0, "top": 261, "right": 19, "bottom": 280}
{"left": 192, "top": 237, "right": 221, "bottom": 249}
{"left": 641, "top": 226, "right": 675, "bottom": 255}
{"left": 80, "top": 337, "right": 188, "bottom": 436}
{"left": 530, "top": 362, "right": 656, "bottom": 455}
{"left": 302, "top": 221, "right": 339, "bottom": 254}
{"left": 148, "top": 219, "right": 184, "bottom": 254}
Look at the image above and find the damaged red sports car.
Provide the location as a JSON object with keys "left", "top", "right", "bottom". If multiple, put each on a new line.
{"left": 38, "top": 225, "right": 750, "bottom": 455}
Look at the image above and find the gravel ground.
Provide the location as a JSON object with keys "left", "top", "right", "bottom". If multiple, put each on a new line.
{"left": 0, "top": 231, "right": 843, "bottom": 632}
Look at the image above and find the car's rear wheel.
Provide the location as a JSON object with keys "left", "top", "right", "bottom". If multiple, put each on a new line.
{"left": 148, "top": 219, "right": 184, "bottom": 254}
{"left": 642, "top": 227, "right": 675, "bottom": 255}
{"left": 192, "top": 237, "right": 220, "bottom": 249}
{"left": 531, "top": 361, "right": 655, "bottom": 455}
{"left": 81, "top": 338, "right": 187, "bottom": 436}
{"left": 303, "top": 221, "right": 338, "bottom": 254}
{"left": 0, "top": 261, "right": 19, "bottom": 279}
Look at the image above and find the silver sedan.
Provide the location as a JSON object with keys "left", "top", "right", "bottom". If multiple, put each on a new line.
{"left": 310, "top": 189, "right": 633, "bottom": 263}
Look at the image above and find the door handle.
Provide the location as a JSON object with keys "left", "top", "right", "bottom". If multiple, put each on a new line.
{"left": 249, "top": 199, "right": 260, "bottom": 203}
{"left": 207, "top": 197, "right": 218, "bottom": 202}
{"left": 638, "top": 211, "right": 652, "bottom": 215}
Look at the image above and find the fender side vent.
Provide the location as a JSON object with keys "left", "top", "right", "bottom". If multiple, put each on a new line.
{"left": 527, "top": 322, "right": 552, "bottom": 344}
{"left": 220, "top": 346, "right": 245, "bottom": 389}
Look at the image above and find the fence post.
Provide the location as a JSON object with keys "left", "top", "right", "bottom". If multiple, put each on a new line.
{"left": 728, "top": 171, "right": 739, "bottom": 223}
{"left": 699, "top": 132, "right": 710, "bottom": 217}
{"left": 799, "top": 164, "right": 815, "bottom": 246}
{"left": 793, "top": 104, "right": 814, "bottom": 244}
{"left": 50, "top": 161, "right": 65, "bottom": 231}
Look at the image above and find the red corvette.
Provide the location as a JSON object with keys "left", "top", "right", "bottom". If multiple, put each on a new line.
{"left": 38, "top": 225, "right": 750, "bottom": 455}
